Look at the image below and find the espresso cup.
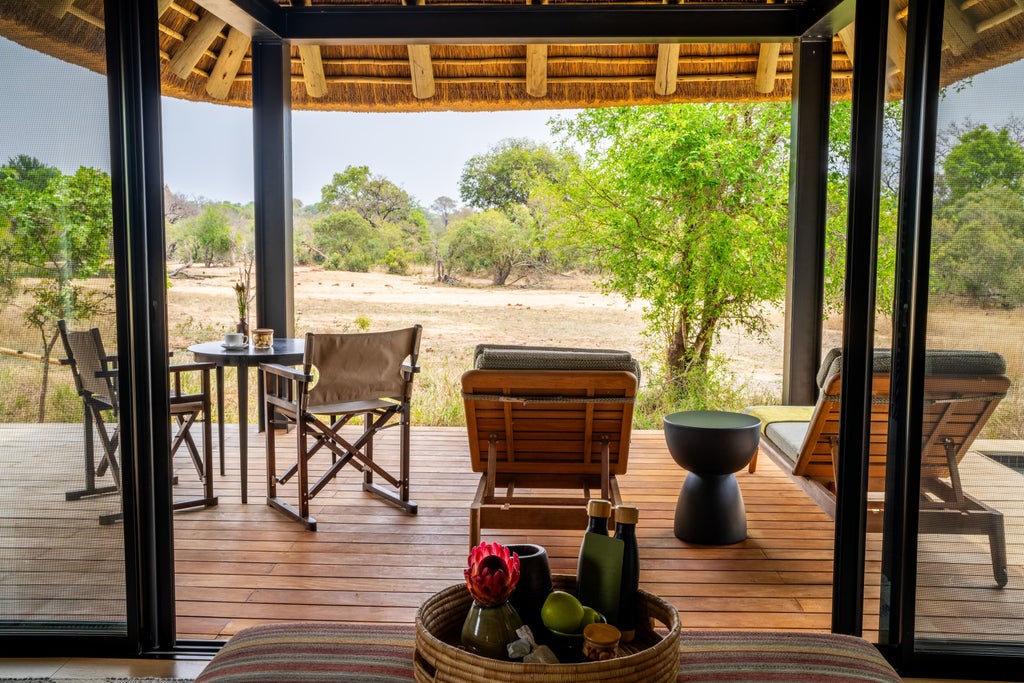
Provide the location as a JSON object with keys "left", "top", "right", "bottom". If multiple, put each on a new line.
{"left": 252, "top": 328, "right": 274, "bottom": 349}
{"left": 224, "top": 332, "right": 247, "bottom": 347}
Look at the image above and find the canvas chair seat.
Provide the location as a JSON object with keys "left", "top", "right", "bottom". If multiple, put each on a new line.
{"left": 750, "top": 348, "right": 1009, "bottom": 587}
{"left": 308, "top": 398, "right": 397, "bottom": 415}
{"left": 462, "top": 344, "right": 639, "bottom": 548}
{"left": 262, "top": 325, "right": 423, "bottom": 530}
{"left": 58, "top": 320, "right": 218, "bottom": 524}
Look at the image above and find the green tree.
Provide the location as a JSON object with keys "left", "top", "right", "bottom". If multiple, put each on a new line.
{"left": 547, "top": 104, "right": 791, "bottom": 390}
{"left": 0, "top": 160, "right": 112, "bottom": 421}
{"left": 4, "top": 154, "right": 61, "bottom": 192}
{"left": 430, "top": 196, "right": 457, "bottom": 228}
{"left": 311, "top": 209, "right": 380, "bottom": 272}
{"left": 943, "top": 125, "right": 1024, "bottom": 202}
{"left": 932, "top": 185, "right": 1024, "bottom": 307}
{"left": 459, "top": 137, "right": 571, "bottom": 210}
{"left": 321, "top": 165, "right": 419, "bottom": 229}
{"left": 188, "top": 206, "right": 233, "bottom": 266}
{"left": 442, "top": 209, "right": 535, "bottom": 285}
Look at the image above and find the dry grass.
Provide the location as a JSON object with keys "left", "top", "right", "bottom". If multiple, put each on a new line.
{"left": 1, "top": 267, "right": 1022, "bottom": 437}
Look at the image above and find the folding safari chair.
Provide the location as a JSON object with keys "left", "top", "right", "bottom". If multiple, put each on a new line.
{"left": 750, "top": 348, "right": 1010, "bottom": 586}
{"left": 462, "top": 344, "right": 639, "bottom": 548}
{"left": 58, "top": 320, "right": 218, "bottom": 524}
{"left": 261, "top": 325, "right": 423, "bottom": 530}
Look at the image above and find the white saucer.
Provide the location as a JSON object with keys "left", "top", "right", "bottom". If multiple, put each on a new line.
{"left": 221, "top": 343, "right": 248, "bottom": 351}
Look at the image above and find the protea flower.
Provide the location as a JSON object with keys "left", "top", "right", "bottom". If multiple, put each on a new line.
{"left": 464, "top": 541, "right": 521, "bottom": 606}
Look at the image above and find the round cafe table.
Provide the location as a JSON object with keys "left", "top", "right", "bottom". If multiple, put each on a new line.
{"left": 189, "top": 338, "right": 304, "bottom": 503}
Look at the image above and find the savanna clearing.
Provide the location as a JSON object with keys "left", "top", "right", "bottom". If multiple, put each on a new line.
{"left": 2, "top": 264, "right": 1022, "bottom": 436}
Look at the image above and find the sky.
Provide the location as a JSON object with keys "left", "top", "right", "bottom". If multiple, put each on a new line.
{"left": 2, "top": 34, "right": 1023, "bottom": 209}
{"left": 161, "top": 97, "right": 567, "bottom": 207}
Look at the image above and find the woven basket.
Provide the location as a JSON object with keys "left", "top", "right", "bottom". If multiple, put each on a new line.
{"left": 414, "top": 575, "right": 680, "bottom": 683}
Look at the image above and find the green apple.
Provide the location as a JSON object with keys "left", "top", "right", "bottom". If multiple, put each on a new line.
{"left": 580, "top": 606, "right": 604, "bottom": 627}
{"left": 540, "top": 590, "right": 585, "bottom": 633}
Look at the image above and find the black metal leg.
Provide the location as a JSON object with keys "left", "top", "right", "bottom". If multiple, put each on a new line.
{"left": 238, "top": 364, "right": 248, "bottom": 504}
{"left": 217, "top": 365, "right": 225, "bottom": 476}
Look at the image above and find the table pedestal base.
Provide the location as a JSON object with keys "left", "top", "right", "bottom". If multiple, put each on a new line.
{"left": 674, "top": 472, "right": 746, "bottom": 545}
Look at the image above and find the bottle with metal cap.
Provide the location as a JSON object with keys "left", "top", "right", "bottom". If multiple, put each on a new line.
{"left": 613, "top": 504, "right": 640, "bottom": 642}
{"left": 576, "top": 499, "right": 622, "bottom": 625}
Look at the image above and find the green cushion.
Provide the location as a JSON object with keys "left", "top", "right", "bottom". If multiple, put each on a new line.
{"left": 818, "top": 348, "right": 1006, "bottom": 387}
{"left": 473, "top": 344, "right": 641, "bottom": 382}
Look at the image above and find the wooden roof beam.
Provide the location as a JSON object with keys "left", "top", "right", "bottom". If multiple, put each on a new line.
{"left": 654, "top": 43, "right": 680, "bottom": 96}
{"left": 169, "top": 11, "right": 227, "bottom": 80}
{"left": 755, "top": 42, "right": 781, "bottom": 94}
{"left": 35, "top": 0, "right": 74, "bottom": 18}
{"left": 407, "top": 0, "right": 435, "bottom": 99}
{"left": 886, "top": 0, "right": 906, "bottom": 75}
{"left": 159, "top": 0, "right": 174, "bottom": 16}
{"left": 943, "top": 0, "right": 978, "bottom": 55}
{"left": 526, "top": 45, "right": 548, "bottom": 97}
{"left": 297, "top": 45, "right": 327, "bottom": 98}
{"left": 838, "top": 22, "right": 855, "bottom": 64}
{"left": 206, "top": 26, "right": 250, "bottom": 99}
{"left": 408, "top": 45, "right": 435, "bottom": 99}
{"left": 977, "top": 3, "right": 1023, "bottom": 33}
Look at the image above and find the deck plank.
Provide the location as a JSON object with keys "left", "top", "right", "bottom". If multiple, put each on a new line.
{"left": 0, "top": 424, "right": 1021, "bottom": 645}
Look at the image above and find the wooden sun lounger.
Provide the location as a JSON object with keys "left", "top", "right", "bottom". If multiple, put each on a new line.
{"left": 461, "top": 345, "right": 639, "bottom": 548}
{"left": 751, "top": 349, "right": 1010, "bottom": 586}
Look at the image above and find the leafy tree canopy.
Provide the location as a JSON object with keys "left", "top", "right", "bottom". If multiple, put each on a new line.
{"left": 459, "top": 137, "right": 571, "bottom": 210}
{"left": 546, "top": 103, "right": 791, "bottom": 389}
{"left": 442, "top": 207, "right": 537, "bottom": 285}
{"left": 943, "top": 125, "right": 1024, "bottom": 202}
{"left": 320, "top": 165, "right": 420, "bottom": 229}
{"left": 3, "top": 154, "right": 62, "bottom": 193}
{"left": 0, "top": 158, "right": 112, "bottom": 421}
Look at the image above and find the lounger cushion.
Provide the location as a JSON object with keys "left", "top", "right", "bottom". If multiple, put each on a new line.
{"left": 818, "top": 348, "right": 1006, "bottom": 388}
{"left": 473, "top": 343, "right": 641, "bottom": 381}
{"left": 764, "top": 422, "right": 810, "bottom": 467}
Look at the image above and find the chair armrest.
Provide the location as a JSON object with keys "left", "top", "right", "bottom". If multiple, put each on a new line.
{"left": 402, "top": 362, "right": 421, "bottom": 378}
{"left": 260, "top": 363, "right": 313, "bottom": 384}
{"left": 170, "top": 361, "right": 216, "bottom": 373}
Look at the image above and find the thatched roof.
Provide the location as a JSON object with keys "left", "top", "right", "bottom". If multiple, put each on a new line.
{"left": 2, "top": 0, "right": 1024, "bottom": 112}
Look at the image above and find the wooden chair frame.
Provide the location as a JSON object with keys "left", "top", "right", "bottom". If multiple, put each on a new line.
{"left": 462, "top": 367, "right": 637, "bottom": 548}
{"left": 58, "top": 320, "right": 218, "bottom": 524}
{"left": 262, "top": 326, "right": 422, "bottom": 530}
{"left": 758, "top": 369, "right": 1010, "bottom": 587}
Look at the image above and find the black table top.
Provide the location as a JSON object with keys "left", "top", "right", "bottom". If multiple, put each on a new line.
{"left": 188, "top": 337, "right": 305, "bottom": 367}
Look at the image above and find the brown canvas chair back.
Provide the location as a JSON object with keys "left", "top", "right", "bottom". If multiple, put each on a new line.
{"left": 59, "top": 321, "right": 117, "bottom": 409}
{"left": 303, "top": 326, "right": 422, "bottom": 407}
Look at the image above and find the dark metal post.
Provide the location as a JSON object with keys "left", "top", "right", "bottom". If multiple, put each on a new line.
{"left": 783, "top": 37, "right": 831, "bottom": 406}
{"left": 881, "top": 0, "right": 944, "bottom": 656}
{"left": 104, "top": 0, "right": 176, "bottom": 651}
{"left": 832, "top": 0, "right": 888, "bottom": 637}
{"left": 252, "top": 39, "right": 295, "bottom": 339}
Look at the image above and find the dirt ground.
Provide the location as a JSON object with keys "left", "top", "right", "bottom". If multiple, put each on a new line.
{"left": 166, "top": 264, "right": 802, "bottom": 397}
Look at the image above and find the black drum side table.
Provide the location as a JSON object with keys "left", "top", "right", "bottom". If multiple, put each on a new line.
{"left": 663, "top": 410, "right": 761, "bottom": 545}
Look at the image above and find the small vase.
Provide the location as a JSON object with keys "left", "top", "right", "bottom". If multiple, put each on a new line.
{"left": 460, "top": 600, "right": 523, "bottom": 660}
{"left": 236, "top": 318, "right": 249, "bottom": 335}
{"left": 507, "top": 543, "right": 552, "bottom": 636}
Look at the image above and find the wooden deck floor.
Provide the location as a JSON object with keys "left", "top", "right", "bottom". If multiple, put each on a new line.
{"left": 2, "top": 424, "right": 1022, "bottom": 644}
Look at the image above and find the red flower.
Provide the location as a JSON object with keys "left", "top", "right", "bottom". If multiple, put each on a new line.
{"left": 464, "top": 541, "right": 521, "bottom": 606}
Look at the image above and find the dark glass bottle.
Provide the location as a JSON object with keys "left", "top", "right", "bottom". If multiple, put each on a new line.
{"left": 613, "top": 505, "right": 640, "bottom": 642}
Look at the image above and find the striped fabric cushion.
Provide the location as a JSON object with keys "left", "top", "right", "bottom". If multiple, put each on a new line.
{"left": 677, "top": 630, "right": 901, "bottom": 683}
{"left": 195, "top": 623, "right": 900, "bottom": 683}
{"left": 193, "top": 623, "right": 416, "bottom": 683}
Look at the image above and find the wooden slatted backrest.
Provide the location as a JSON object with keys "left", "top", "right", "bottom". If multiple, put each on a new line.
{"left": 792, "top": 370, "right": 1009, "bottom": 493}
{"left": 462, "top": 369, "right": 637, "bottom": 476}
